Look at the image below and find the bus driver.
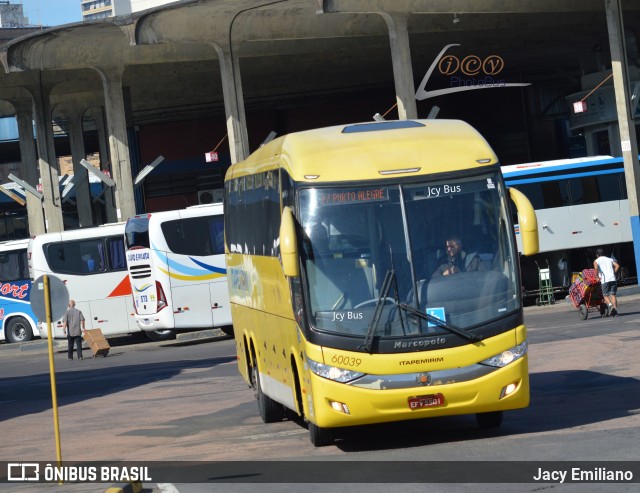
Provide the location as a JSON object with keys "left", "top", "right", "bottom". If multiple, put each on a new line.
{"left": 432, "top": 235, "right": 482, "bottom": 277}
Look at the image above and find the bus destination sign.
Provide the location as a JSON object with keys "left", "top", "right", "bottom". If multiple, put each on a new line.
{"left": 319, "top": 187, "right": 389, "bottom": 206}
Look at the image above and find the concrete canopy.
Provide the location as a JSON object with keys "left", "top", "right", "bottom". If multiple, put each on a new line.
{"left": 0, "top": 0, "right": 637, "bottom": 125}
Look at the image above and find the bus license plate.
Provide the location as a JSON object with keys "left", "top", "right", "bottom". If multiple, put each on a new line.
{"left": 408, "top": 393, "right": 444, "bottom": 410}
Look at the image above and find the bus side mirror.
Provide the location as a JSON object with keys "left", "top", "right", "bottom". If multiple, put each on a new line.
{"left": 280, "top": 206, "right": 300, "bottom": 277}
{"left": 509, "top": 187, "right": 539, "bottom": 256}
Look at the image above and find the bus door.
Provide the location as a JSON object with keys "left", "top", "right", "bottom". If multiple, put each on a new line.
{"left": 209, "top": 273, "right": 231, "bottom": 327}
{"left": 567, "top": 174, "right": 625, "bottom": 249}
{"left": 167, "top": 248, "right": 214, "bottom": 329}
{"left": 87, "top": 272, "right": 134, "bottom": 336}
{"left": 89, "top": 297, "right": 130, "bottom": 335}
{"left": 163, "top": 212, "right": 216, "bottom": 329}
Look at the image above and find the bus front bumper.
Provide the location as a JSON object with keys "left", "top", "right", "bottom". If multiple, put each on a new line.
{"left": 306, "top": 356, "right": 529, "bottom": 428}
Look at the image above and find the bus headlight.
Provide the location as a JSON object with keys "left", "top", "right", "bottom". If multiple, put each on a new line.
{"left": 307, "top": 358, "right": 365, "bottom": 383}
{"left": 480, "top": 341, "right": 527, "bottom": 368}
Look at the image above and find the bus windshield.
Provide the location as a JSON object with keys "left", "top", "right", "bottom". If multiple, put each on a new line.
{"left": 297, "top": 171, "right": 519, "bottom": 339}
{"left": 125, "top": 216, "right": 150, "bottom": 249}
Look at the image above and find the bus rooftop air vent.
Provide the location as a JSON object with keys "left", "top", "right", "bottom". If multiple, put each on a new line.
{"left": 342, "top": 121, "right": 425, "bottom": 133}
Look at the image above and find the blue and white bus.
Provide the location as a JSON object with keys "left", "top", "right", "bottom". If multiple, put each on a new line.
{"left": 502, "top": 155, "right": 634, "bottom": 300}
{"left": 124, "top": 203, "right": 233, "bottom": 336}
{"left": 0, "top": 239, "right": 39, "bottom": 343}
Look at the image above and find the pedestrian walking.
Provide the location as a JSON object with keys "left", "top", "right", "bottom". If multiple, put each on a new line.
{"left": 63, "top": 299, "right": 86, "bottom": 359}
{"left": 593, "top": 249, "right": 620, "bottom": 316}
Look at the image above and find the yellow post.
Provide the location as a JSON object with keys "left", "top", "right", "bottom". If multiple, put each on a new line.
{"left": 44, "top": 275, "right": 63, "bottom": 468}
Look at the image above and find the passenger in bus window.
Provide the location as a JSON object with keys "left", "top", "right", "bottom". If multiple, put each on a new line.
{"left": 432, "top": 236, "right": 482, "bottom": 278}
{"left": 594, "top": 248, "right": 620, "bottom": 316}
{"left": 82, "top": 254, "right": 96, "bottom": 272}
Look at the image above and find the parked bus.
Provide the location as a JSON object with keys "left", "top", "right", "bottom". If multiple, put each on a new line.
{"left": 0, "top": 239, "right": 39, "bottom": 343}
{"left": 28, "top": 223, "right": 173, "bottom": 341}
{"left": 224, "top": 119, "right": 539, "bottom": 446}
{"left": 502, "top": 155, "right": 635, "bottom": 302}
{"left": 124, "top": 203, "right": 232, "bottom": 336}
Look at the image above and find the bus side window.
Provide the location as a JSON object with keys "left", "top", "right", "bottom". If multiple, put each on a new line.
{"left": 47, "top": 240, "right": 105, "bottom": 275}
{"left": 0, "top": 250, "right": 22, "bottom": 281}
{"left": 108, "top": 238, "right": 127, "bottom": 270}
{"left": 209, "top": 217, "right": 224, "bottom": 255}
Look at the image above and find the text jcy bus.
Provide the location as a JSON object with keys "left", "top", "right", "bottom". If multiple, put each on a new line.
{"left": 224, "top": 119, "right": 538, "bottom": 446}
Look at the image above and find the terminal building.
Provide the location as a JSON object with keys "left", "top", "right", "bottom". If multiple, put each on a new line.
{"left": 0, "top": 0, "right": 638, "bottom": 292}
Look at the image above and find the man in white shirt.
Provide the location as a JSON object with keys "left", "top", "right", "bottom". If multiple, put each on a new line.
{"left": 593, "top": 249, "right": 620, "bottom": 317}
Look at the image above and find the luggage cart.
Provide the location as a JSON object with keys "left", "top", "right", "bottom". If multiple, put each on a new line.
{"left": 568, "top": 268, "right": 609, "bottom": 320}
{"left": 535, "top": 260, "right": 555, "bottom": 306}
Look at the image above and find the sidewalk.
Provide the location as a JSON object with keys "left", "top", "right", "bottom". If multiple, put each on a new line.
{"left": 0, "top": 328, "right": 227, "bottom": 358}
{"left": 524, "top": 283, "right": 640, "bottom": 314}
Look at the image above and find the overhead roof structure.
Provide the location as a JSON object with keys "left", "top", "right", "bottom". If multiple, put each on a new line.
{"left": 2, "top": 0, "right": 637, "bottom": 124}
{"left": 0, "top": 0, "right": 638, "bottom": 235}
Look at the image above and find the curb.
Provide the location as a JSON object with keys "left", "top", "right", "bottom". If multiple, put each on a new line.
{"left": 0, "top": 338, "right": 66, "bottom": 355}
{"left": 523, "top": 284, "right": 640, "bottom": 314}
{"left": 105, "top": 482, "right": 143, "bottom": 493}
{"left": 175, "top": 327, "right": 226, "bottom": 342}
{"left": 0, "top": 328, "right": 230, "bottom": 357}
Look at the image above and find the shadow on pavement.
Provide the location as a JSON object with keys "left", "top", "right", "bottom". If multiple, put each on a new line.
{"left": 331, "top": 370, "right": 640, "bottom": 452}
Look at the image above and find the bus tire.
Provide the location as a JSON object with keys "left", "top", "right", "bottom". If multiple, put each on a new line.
{"left": 145, "top": 329, "right": 175, "bottom": 342}
{"left": 308, "top": 422, "right": 335, "bottom": 447}
{"left": 252, "top": 363, "right": 284, "bottom": 423}
{"left": 5, "top": 317, "right": 33, "bottom": 343}
{"left": 476, "top": 411, "right": 503, "bottom": 429}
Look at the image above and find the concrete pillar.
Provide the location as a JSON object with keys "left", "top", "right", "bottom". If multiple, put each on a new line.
{"left": 91, "top": 106, "right": 117, "bottom": 223}
{"left": 380, "top": 12, "right": 418, "bottom": 120}
{"left": 605, "top": 0, "right": 640, "bottom": 273}
{"left": 14, "top": 102, "right": 45, "bottom": 235}
{"left": 29, "top": 81, "right": 64, "bottom": 233}
{"left": 94, "top": 67, "right": 135, "bottom": 222}
{"left": 214, "top": 44, "right": 250, "bottom": 163}
{"left": 65, "top": 105, "right": 93, "bottom": 227}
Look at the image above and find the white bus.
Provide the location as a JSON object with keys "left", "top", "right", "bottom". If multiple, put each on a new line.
{"left": 0, "top": 239, "right": 40, "bottom": 343}
{"left": 28, "top": 223, "right": 174, "bottom": 341}
{"left": 502, "top": 155, "right": 634, "bottom": 300}
{"left": 124, "top": 204, "right": 232, "bottom": 336}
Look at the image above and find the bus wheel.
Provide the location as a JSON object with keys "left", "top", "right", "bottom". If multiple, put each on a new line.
{"left": 145, "top": 330, "right": 175, "bottom": 342}
{"left": 476, "top": 411, "right": 503, "bottom": 429}
{"left": 252, "top": 363, "right": 284, "bottom": 423}
{"left": 308, "top": 422, "right": 335, "bottom": 447}
{"left": 6, "top": 317, "right": 32, "bottom": 343}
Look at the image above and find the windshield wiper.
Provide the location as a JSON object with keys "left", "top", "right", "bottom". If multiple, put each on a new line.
{"left": 398, "top": 303, "right": 483, "bottom": 343}
{"left": 361, "top": 269, "right": 396, "bottom": 353}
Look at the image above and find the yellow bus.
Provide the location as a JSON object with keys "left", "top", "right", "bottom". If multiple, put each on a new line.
{"left": 224, "top": 119, "right": 538, "bottom": 446}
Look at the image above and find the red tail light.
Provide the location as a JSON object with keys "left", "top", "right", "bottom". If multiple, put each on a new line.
{"left": 156, "top": 281, "right": 168, "bottom": 312}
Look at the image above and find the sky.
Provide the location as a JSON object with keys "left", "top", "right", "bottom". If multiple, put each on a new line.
{"left": 17, "top": 0, "right": 82, "bottom": 27}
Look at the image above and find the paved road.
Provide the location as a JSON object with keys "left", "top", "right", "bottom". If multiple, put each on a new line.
{"left": 1, "top": 287, "right": 639, "bottom": 492}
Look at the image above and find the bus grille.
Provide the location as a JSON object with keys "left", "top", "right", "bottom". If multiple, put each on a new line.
{"left": 130, "top": 264, "right": 152, "bottom": 279}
